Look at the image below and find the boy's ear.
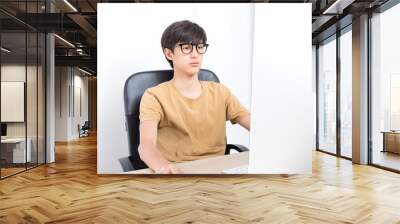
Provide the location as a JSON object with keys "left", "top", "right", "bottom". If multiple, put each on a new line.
{"left": 163, "top": 48, "right": 174, "bottom": 60}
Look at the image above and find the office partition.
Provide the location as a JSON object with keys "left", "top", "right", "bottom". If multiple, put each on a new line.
{"left": 0, "top": 2, "right": 47, "bottom": 179}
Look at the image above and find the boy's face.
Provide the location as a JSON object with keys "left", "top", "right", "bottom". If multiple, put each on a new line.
{"left": 164, "top": 42, "right": 205, "bottom": 76}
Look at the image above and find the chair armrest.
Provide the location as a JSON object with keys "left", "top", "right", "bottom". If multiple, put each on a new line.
{"left": 225, "top": 144, "right": 249, "bottom": 155}
{"left": 118, "top": 156, "right": 148, "bottom": 172}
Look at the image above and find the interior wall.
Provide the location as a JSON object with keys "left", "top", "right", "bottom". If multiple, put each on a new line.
{"left": 72, "top": 70, "right": 89, "bottom": 138}
{"left": 54, "top": 66, "right": 89, "bottom": 141}
{"left": 54, "top": 66, "right": 69, "bottom": 141}
{"left": 88, "top": 77, "right": 97, "bottom": 132}
{"left": 1, "top": 64, "right": 39, "bottom": 139}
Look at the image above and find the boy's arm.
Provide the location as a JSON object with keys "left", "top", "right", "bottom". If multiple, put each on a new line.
{"left": 223, "top": 84, "right": 250, "bottom": 131}
{"left": 138, "top": 120, "right": 182, "bottom": 174}
{"left": 237, "top": 114, "right": 251, "bottom": 131}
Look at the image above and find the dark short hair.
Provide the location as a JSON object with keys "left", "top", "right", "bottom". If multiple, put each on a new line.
{"left": 161, "top": 20, "right": 207, "bottom": 68}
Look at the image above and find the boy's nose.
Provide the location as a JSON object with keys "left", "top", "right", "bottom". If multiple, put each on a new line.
{"left": 190, "top": 48, "right": 199, "bottom": 57}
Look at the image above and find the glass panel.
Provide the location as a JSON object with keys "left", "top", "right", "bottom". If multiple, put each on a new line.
{"left": 1, "top": 30, "right": 27, "bottom": 177}
{"left": 371, "top": 4, "right": 400, "bottom": 171}
{"left": 26, "top": 0, "right": 39, "bottom": 170}
{"left": 318, "top": 37, "right": 337, "bottom": 154}
{"left": 27, "top": 31, "right": 38, "bottom": 169}
{"left": 0, "top": 1, "right": 46, "bottom": 178}
{"left": 38, "top": 32, "right": 45, "bottom": 165}
{"left": 340, "top": 29, "right": 352, "bottom": 158}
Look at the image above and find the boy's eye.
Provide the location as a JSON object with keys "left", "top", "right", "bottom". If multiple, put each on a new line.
{"left": 182, "top": 45, "right": 192, "bottom": 51}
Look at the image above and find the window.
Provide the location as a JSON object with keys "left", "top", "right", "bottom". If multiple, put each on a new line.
{"left": 318, "top": 36, "right": 337, "bottom": 155}
{"left": 340, "top": 28, "right": 352, "bottom": 158}
{"left": 370, "top": 2, "right": 400, "bottom": 171}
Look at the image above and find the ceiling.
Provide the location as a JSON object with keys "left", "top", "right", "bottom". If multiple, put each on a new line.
{"left": 0, "top": 0, "right": 393, "bottom": 75}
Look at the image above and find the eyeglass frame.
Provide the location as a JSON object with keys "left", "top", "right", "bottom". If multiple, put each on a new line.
{"left": 175, "top": 42, "right": 209, "bottom": 55}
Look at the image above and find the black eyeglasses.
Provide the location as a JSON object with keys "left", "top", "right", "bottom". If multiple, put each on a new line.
{"left": 177, "top": 43, "right": 209, "bottom": 54}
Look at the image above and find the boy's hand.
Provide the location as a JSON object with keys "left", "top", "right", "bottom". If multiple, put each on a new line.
{"left": 154, "top": 163, "right": 182, "bottom": 174}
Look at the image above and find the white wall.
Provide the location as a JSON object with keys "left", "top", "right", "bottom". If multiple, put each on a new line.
{"left": 1, "top": 65, "right": 38, "bottom": 138}
{"left": 55, "top": 67, "right": 69, "bottom": 141}
{"left": 1, "top": 65, "right": 25, "bottom": 124}
{"left": 72, "top": 72, "right": 89, "bottom": 138}
{"left": 1, "top": 64, "right": 46, "bottom": 164}
{"left": 55, "top": 67, "right": 89, "bottom": 141}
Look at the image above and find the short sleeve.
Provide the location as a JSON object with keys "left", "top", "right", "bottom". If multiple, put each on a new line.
{"left": 223, "top": 85, "right": 250, "bottom": 124}
{"left": 139, "top": 90, "right": 163, "bottom": 123}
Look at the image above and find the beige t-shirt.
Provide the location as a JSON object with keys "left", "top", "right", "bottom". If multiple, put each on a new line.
{"left": 139, "top": 80, "right": 249, "bottom": 162}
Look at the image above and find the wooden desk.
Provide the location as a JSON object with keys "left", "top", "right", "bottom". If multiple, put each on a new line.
{"left": 1, "top": 138, "right": 32, "bottom": 163}
{"left": 381, "top": 131, "right": 400, "bottom": 154}
{"left": 126, "top": 151, "right": 249, "bottom": 174}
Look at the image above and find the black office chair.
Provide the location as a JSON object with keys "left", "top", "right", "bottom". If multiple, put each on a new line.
{"left": 119, "top": 69, "right": 249, "bottom": 172}
{"left": 78, "top": 121, "right": 90, "bottom": 138}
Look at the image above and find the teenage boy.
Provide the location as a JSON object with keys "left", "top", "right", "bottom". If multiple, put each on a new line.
{"left": 139, "top": 20, "right": 251, "bottom": 174}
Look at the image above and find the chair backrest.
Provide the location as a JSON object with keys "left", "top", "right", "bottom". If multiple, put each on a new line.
{"left": 82, "top": 121, "right": 90, "bottom": 129}
{"left": 123, "top": 69, "right": 219, "bottom": 169}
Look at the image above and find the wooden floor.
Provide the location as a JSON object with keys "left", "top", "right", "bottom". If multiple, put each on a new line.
{"left": 1, "top": 135, "right": 400, "bottom": 223}
{"left": 1, "top": 167, "right": 26, "bottom": 178}
{"left": 1, "top": 163, "right": 45, "bottom": 178}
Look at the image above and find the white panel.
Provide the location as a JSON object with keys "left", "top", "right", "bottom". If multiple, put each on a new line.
{"left": 97, "top": 3, "right": 252, "bottom": 173}
{"left": 1, "top": 82, "right": 25, "bottom": 122}
{"left": 249, "top": 4, "right": 312, "bottom": 174}
{"left": 46, "top": 30, "right": 56, "bottom": 163}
